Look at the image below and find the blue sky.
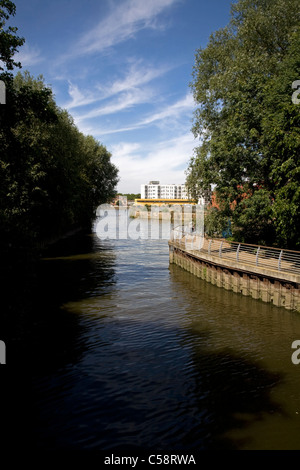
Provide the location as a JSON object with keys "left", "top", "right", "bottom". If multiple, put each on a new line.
{"left": 11, "top": 0, "right": 233, "bottom": 193}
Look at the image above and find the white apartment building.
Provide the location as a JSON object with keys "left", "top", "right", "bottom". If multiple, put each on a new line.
{"left": 141, "top": 181, "right": 189, "bottom": 200}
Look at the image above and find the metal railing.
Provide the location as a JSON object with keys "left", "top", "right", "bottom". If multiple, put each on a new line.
{"left": 170, "top": 227, "right": 300, "bottom": 277}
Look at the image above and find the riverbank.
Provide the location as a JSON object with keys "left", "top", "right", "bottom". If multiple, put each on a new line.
{"left": 169, "top": 234, "right": 300, "bottom": 312}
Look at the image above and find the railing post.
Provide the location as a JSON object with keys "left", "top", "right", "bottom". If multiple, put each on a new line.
{"left": 256, "top": 246, "right": 260, "bottom": 266}
{"left": 208, "top": 239, "right": 212, "bottom": 255}
{"left": 236, "top": 243, "right": 241, "bottom": 262}
{"left": 278, "top": 250, "right": 283, "bottom": 271}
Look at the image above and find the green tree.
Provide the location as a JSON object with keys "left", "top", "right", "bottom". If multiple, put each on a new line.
{"left": 0, "top": 0, "right": 24, "bottom": 71}
{"left": 234, "top": 189, "right": 274, "bottom": 244}
{"left": 0, "top": 70, "right": 119, "bottom": 246}
{"left": 204, "top": 207, "right": 229, "bottom": 238}
{"left": 79, "top": 134, "right": 119, "bottom": 221}
{"left": 262, "top": 29, "right": 300, "bottom": 248}
{"left": 118, "top": 193, "right": 141, "bottom": 200}
{"left": 0, "top": 72, "right": 58, "bottom": 244}
{"left": 186, "top": 0, "right": 300, "bottom": 248}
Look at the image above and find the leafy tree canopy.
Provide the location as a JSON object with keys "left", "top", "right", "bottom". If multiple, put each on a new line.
{"left": 0, "top": 0, "right": 24, "bottom": 71}
{"left": 186, "top": 0, "right": 300, "bottom": 248}
{"left": 118, "top": 193, "right": 141, "bottom": 200}
{"left": 0, "top": 71, "right": 119, "bottom": 246}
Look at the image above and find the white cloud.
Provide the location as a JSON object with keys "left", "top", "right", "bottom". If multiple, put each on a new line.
{"left": 63, "top": 81, "right": 99, "bottom": 109}
{"left": 110, "top": 142, "right": 141, "bottom": 158}
{"left": 111, "top": 131, "right": 196, "bottom": 193}
{"left": 63, "top": 61, "right": 170, "bottom": 111}
{"left": 76, "top": 0, "right": 179, "bottom": 56}
{"left": 73, "top": 91, "right": 195, "bottom": 135}
{"left": 138, "top": 92, "right": 195, "bottom": 126}
{"left": 74, "top": 87, "right": 154, "bottom": 121}
{"left": 98, "top": 62, "right": 170, "bottom": 97}
{"left": 14, "top": 44, "right": 43, "bottom": 67}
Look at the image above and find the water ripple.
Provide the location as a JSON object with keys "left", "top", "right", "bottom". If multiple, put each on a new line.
{"left": 30, "top": 227, "right": 300, "bottom": 450}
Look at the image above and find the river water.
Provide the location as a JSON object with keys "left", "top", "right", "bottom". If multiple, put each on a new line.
{"left": 4, "top": 213, "right": 300, "bottom": 451}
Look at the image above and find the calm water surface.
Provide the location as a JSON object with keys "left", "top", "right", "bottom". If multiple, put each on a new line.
{"left": 9, "top": 216, "right": 300, "bottom": 451}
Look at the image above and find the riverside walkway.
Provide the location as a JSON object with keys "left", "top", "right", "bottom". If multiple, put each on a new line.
{"left": 169, "top": 228, "right": 300, "bottom": 312}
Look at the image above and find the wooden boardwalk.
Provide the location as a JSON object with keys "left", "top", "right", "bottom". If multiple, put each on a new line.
{"left": 170, "top": 233, "right": 300, "bottom": 283}
{"left": 169, "top": 232, "right": 300, "bottom": 312}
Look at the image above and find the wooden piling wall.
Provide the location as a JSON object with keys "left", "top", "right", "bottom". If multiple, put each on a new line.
{"left": 169, "top": 245, "right": 300, "bottom": 312}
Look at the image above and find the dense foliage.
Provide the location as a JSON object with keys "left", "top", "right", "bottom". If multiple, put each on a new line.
{"left": 0, "top": 0, "right": 24, "bottom": 71}
{"left": 186, "top": 0, "right": 300, "bottom": 248}
{"left": 118, "top": 193, "right": 141, "bottom": 201}
{"left": 0, "top": 1, "right": 118, "bottom": 249}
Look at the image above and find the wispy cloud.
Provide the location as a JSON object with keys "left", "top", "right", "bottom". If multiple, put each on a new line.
{"left": 97, "top": 61, "right": 171, "bottom": 98}
{"left": 77, "top": 0, "right": 179, "bottom": 55}
{"left": 14, "top": 43, "right": 43, "bottom": 67}
{"left": 73, "top": 91, "right": 195, "bottom": 135}
{"left": 74, "top": 88, "right": 154, "bottom": 122}
{"left": 110, "top": 131, "right": 196, "bottom": 192}
{"left": 138, "top": 92, "right": 195, "bottom": 126}
{"left": 110, "top": 142, "right": 141, "bottom": 158}
{"left": 64, "top": 61, "right": 169, "bottom": 110}
{"left": 57, "top": 0, "right": 179, "bottom": 64}
{"left": 63, "top": 81, "right": 99, "bottom": 109}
